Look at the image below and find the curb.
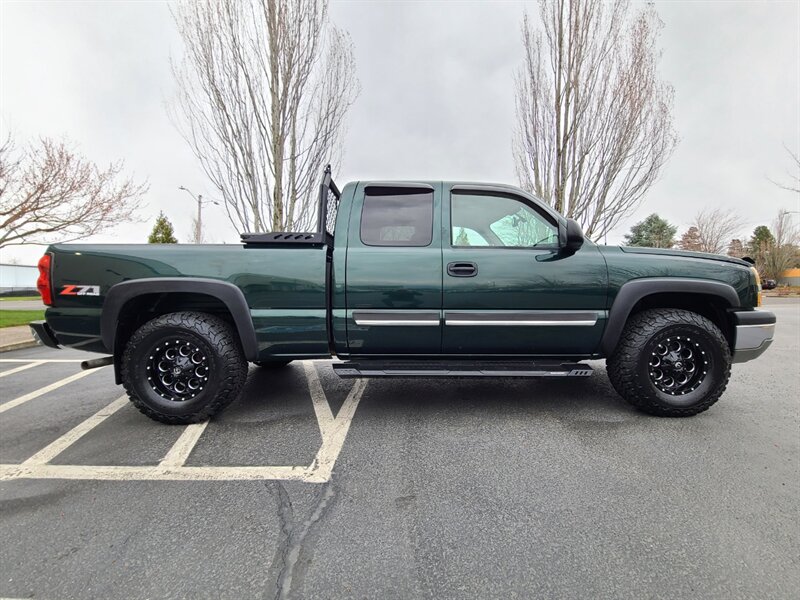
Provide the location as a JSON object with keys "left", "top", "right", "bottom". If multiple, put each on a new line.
{"left": 0, "top": 324, "right": 38, "bottom": 353}
{"left": 0, "top": 339, "right": 38, "bottom": 353}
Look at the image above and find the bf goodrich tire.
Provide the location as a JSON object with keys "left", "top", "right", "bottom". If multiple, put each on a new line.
{"left": 606, "top": 308, "right": 731, "bottom": 417}
{"left": 121, "top": 312, "right": 248, "bottom": 424}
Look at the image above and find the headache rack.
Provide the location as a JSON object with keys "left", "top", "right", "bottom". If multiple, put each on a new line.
{"left": 241, "top": 165, "right": 341, "bottom": 248}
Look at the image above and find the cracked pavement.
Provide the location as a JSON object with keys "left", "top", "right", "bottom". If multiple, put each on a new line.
{"left": 0, "top": 298, "right": 798, "bottom": 599}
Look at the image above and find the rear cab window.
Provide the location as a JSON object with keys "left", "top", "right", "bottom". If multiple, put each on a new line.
{"left": 360, "top": 188, "right": 434, "bottom": 247}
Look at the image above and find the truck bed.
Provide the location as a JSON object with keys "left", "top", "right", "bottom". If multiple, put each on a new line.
{"left": 45, "top": 243, "right": 330, "bottom": 358}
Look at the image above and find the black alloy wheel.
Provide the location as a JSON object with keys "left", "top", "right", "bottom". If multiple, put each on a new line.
{"left": 607, "top": 308, "right": 731, "bottom": 417}
{"left": 146, "top": 338, "right": 210, "bottom": 402}
{"left": 647, "top": 334, "right": 710, "bottom": 396}
{"left": 121, "top": 312, "right": 248, "bottom": 424}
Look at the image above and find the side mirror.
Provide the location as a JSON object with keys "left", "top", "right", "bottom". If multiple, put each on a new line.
{"left": 560, "top": 218, "right": 584, "bottom": 254}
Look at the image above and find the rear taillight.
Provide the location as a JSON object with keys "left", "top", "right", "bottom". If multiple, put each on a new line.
{"left": 37, "top": 254, "right": 53, "bottom": 306}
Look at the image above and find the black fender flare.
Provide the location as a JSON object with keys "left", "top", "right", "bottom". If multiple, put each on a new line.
{"left": 101, "top": 277, "right": 259, "bottom": 361}
{"left": 599, "top": 278, "right": 740, "bottom": 356}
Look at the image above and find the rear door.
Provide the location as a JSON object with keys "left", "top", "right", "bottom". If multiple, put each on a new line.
{"left": 345, "top": 183, "right": 443, "bottom": 355}
{"left": 442, "top": 185, "right": 608, "bottom": 356}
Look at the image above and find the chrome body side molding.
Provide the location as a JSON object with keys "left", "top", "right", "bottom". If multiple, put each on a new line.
{"left": 444, "top": 311, "right": 601, "bottom": 327}
{"left": 353, "top": 311, "right": 440, "bottom": 327}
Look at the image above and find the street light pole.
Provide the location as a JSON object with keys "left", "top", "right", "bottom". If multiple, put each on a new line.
{"left": 178, "top": 186, "right": 219, "bottom": 243}
{"left": 196, "top": 194, "right": 203, "bottom": 243}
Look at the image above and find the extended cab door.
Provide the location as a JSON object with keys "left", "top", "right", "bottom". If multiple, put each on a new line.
{"left": 344, "top": 183, "right": 443, "bottom": 355}
{"left": 442, "top": 185, "right": 608, "bottom": 356}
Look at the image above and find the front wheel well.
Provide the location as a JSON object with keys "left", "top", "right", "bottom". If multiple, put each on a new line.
{"left": 626, "top": 293, "right": 735, "bottom": 349}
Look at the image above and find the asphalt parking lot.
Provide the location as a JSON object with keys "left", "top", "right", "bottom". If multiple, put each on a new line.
{"left": 1, "top": 298, "right": 798, "bottom": 599}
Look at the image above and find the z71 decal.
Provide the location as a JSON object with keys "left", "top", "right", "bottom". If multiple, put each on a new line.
{"left": 60, "top": 284, "right": 101, "bottom": 296}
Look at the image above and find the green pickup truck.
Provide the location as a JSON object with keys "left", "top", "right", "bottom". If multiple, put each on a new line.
{"left": 31, "top": 168, "right": 775, "bottom": 423}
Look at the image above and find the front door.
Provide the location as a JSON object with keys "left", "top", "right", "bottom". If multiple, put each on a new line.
{"left": 345, "top": 183, "right": 443, "bottom": 355}
{"left": 442, "top": 186, "right": 608, "bottom": 356}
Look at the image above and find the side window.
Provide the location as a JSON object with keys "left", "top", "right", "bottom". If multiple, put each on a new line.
{"left": 361, "top": 189, "right": 434, "bottom": 247}
{"left": 451, "top": 193, "right": 558, "bottom": 248}
{"left": 451, "top": 226, "right": 489, "bottom": 246}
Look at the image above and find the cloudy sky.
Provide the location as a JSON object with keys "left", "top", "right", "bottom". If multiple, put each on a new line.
{"left": 1, "top": 0, "right": 798, "bottom": 264}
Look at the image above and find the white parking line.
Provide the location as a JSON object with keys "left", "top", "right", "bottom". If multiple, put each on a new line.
{"left": 22, "top": 396, "right": 129, "bottom": 466}
{"left": 0, "top": 366, "right": 108, "bottom": 414}
{"left": 0, "top": 464, "right": 322, "bottom": 482}
{"left": 0, "top": 359, "right": 85, "bottom": 363}
{"left": 0, "top": 361, "right": 367, "bottom": 482}
{"left": 159, "top": 422, "right": 209, "bottom": 467}
{"left": 303, "top": 361, "right": 335, "bottom": 435}
{"left": 0, "top": 361, "right": 45, "bottom": 378}
{"left": 311, "top": 377, "right": 367, "bottom": 480}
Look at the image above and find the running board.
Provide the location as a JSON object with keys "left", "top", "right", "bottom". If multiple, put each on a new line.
{"left": 332, "top": 360, "right": 593, "bottom": 378}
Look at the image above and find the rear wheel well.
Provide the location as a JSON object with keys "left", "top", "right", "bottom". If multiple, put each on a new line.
{"left": 627, "top": 293, "right": 735, "bottom": 349}
{"left": 113, "top": 293, "right": 237, "bottom": 380}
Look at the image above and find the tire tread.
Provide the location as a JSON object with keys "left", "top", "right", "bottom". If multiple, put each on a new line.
{"left": 607, "top": 308, "right": 731, "bottom": 417}
{"left": 121, "top": 312, "right": 248, "bottom": 424}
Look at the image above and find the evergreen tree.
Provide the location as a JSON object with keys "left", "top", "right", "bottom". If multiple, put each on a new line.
{"left": 747, "top": 225, "right": 775, "bottom": 255}
{"left": 148, "top": 211, "right": 178, "bottom": 244}
{"left": 623, "top": 214, "right": 677, "bottom": 248}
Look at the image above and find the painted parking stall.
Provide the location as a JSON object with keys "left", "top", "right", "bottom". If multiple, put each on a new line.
{"left": 0, "top": 357, "right": 366, "bottom": 483}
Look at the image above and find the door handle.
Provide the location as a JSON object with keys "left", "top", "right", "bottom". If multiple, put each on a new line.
{"left": 447, "top": 262, "right": 478, "bottom": 277}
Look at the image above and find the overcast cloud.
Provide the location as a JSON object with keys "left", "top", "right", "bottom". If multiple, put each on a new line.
{"left": 1, "top": 0, "right": 798, "bottom": 264}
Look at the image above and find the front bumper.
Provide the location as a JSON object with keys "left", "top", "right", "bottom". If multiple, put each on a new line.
{"left": 731, "top": 310, "right": 775, "bottom": 363}
{"left": 29, "top": 320, "right": 60, "bottom": 349}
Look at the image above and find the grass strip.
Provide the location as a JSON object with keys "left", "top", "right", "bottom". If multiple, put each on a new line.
{"left": 0, "top": 310, "right": 45, "bottom": 328}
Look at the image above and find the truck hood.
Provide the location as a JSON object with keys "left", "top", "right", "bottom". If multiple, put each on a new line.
{"left": 618, "top": 246, "right": 751, "bottom": 267}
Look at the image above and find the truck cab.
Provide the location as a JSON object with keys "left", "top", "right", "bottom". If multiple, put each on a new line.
{"left": 338, "top": 181, "right": 606, "bottom": 358}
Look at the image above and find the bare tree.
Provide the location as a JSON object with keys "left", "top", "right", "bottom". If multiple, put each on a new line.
{"left": 171, "top": 0, "right": 359, "bottom": 234}
{"left": 0, "top": 135, "right": 146, "bottom": 248}
{"left": 769, "top": 145, "right": 800, "bottom": 194}
{"left": 762, "top": 147, "right": 800, "bottom": 278}
{"left": 188, "top": 216, "right": 205, "bottom": 244}
{"left": 773, "top": 210, "right": 799, "bottom": 248}
{"left": 513, "top": 0, "right": 677, "bottom": 239}
{"left": 188, "top": 213, "right": 215, "bottom": 244}
{"left": 761, "top": 209, "right": 800, "bottom": 281}
{"left": 726, "top": 238, "right": 745, "bottom": 258}
{"left": 690, "top": 208, "right": 743, "bottom": 255}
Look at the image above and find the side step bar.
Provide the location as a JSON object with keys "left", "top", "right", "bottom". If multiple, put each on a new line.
{"left": 333, "top": 360, "right": 593, "bottom": 378}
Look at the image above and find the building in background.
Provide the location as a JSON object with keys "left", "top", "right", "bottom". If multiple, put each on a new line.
{"left": 780, "top": 268, "right": 800, "bottom": 286}
{"left": 0, "top": 263, "right": 38, "bottom": 296}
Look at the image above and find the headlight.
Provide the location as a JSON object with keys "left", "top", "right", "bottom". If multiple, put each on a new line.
{"left": 750, "top": 266, "right": 762, "bottom": 307}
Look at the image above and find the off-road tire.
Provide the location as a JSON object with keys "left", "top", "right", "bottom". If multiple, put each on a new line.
{"left": 121, "top": 312, "right": 248, "bottom": 424}
{"left": 607, "top": 308, "right": 731, "bottom": 417}
{"left": 253, "top": 360, "right": 292, "bottom": 368}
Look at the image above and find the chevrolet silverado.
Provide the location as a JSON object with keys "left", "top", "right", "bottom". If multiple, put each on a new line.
{"left": 30, "top": 168, "right": 776, "bottom": 423}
